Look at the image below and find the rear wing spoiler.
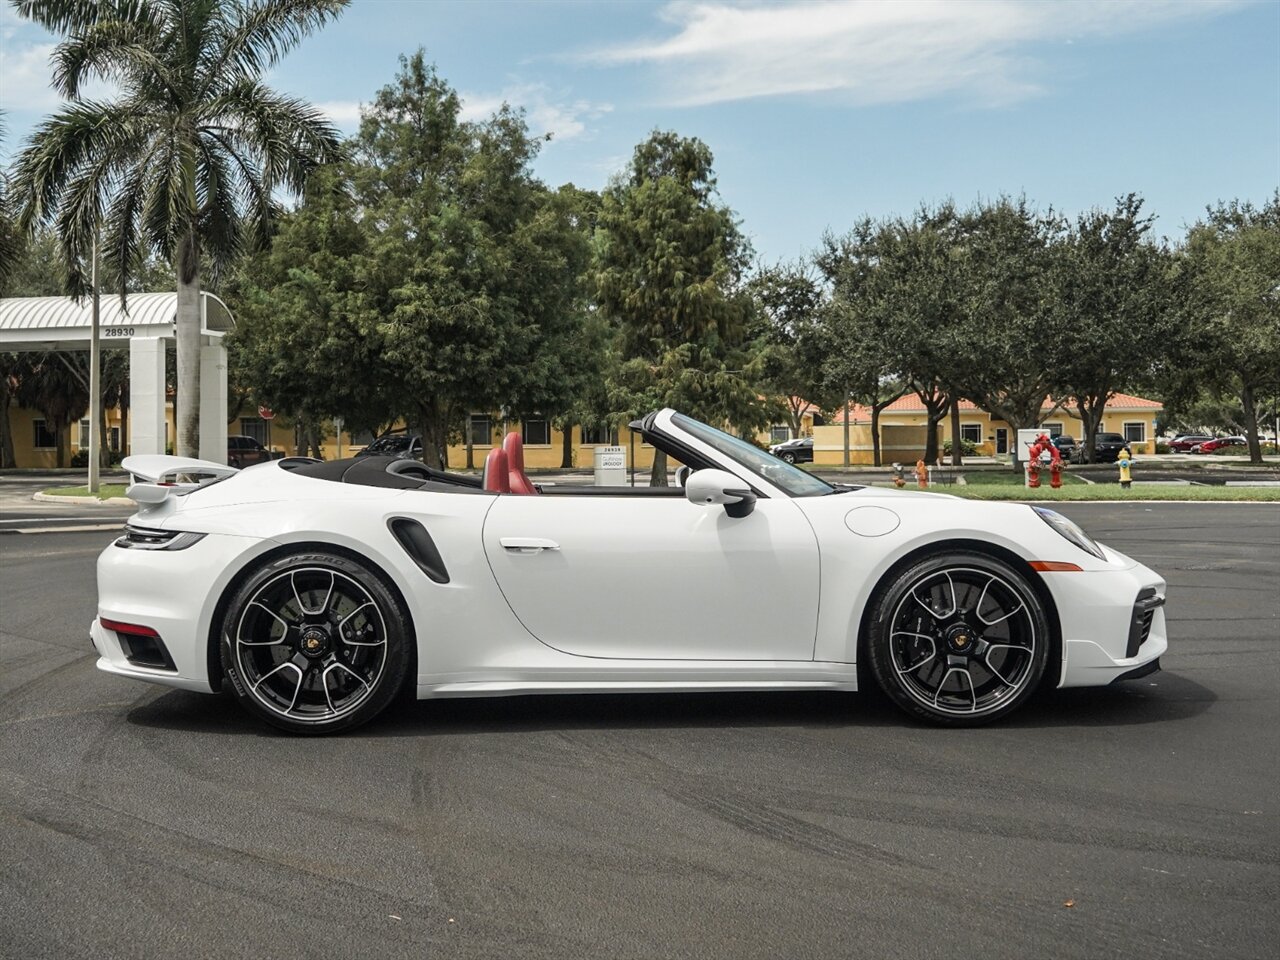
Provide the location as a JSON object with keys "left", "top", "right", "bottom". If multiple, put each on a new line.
{"left": 121, "top": 455, "right": 239, "bottom": 515}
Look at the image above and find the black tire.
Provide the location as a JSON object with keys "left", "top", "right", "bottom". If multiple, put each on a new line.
{"left": 219, "top": 551, "right": 411, "bottom": 734}
{"left": 866, "top": 551, "right": 1049, "bottom": 726}
{"left": 781, "top": 452, "right": 796, "bottom": 463}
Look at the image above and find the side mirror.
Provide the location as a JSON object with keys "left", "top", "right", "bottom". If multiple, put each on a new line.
{"left": 684, "top": 468, "right": 757, "bottom": 518}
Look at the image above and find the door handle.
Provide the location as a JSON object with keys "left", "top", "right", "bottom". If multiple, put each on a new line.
{"left": 500, "top": 537, "right": 560, "bottom": 554}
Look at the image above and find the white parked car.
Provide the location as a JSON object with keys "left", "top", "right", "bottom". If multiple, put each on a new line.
{"left": 98, "top": 409, "right": 1167, "bottom": 733}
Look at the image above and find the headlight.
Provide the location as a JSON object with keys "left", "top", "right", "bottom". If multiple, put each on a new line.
{"left": 1030, "top": 506, "right": 1106, "bottom": 560}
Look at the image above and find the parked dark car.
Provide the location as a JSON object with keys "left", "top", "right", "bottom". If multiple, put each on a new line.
{"left": 1192, "top": 436, "right": 1247, "bottom": 454}
{"left": 227, "top": 435, "right": 281, "bottom": 469}
{"left": 1073, "top": 433, "right": 1129, "bottom": 464}
{"left": 356, "top": 432, "right": 423, "bottom": 461}
{"left": 1168, "top": 434, "right": 1214, "bottom": 452}
{"left": 769, "top": 436, "right": 814, "bottom": 464}
{"left": 1050, "top": 435, "right": 1077, "bottom": 459}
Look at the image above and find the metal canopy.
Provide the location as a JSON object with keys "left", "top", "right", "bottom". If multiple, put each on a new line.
{"left": 0, "top": 291, "right": 234, "bottom": 351}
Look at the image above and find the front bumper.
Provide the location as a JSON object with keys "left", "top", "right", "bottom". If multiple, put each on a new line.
{"left": 1045, "top": 551, "right": 1168, "bottom": 688}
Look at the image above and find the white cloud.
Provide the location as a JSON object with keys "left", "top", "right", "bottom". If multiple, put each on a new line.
{"left": 460, "top": 83, "right": 612, "bottom": 142}
{"left": 1, "top": 41, "right": 62, "bottom": 112}
{"left": 585, "top": 0, "right": 1248, "bottom": 107}
{"left": 316, "top": 100, "right": 363, "bottom": 128}
{"left": 0, "top": 35, "right": 119, "bottom": 113}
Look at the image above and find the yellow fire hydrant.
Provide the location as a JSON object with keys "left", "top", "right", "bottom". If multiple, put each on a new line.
{"left": 1118, "top": 446, "right": 1134, "bottom": 490}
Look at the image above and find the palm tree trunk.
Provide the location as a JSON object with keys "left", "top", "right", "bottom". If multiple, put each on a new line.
{"left": 175, "top": 233, "right": 202, "bottom": 459}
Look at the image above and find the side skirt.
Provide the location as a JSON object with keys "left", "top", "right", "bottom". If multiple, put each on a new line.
{"left": 417, "top": 661, "right": 858, "bottom": 699}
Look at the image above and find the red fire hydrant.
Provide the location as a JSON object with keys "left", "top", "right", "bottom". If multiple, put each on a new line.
{"left": 1025, "top": 433, "right": 1063, "bottom": 489}
{"left": 915, "top": 459, "right": 929, "bottom": 489}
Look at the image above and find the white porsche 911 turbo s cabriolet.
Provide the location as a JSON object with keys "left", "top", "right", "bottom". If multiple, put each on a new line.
{"left": 93, "top": 408, "right": 1167, "bottom": 734}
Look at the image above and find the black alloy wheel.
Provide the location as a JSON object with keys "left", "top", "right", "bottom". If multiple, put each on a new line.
{"left": 220, "top": 551, "right": 410, "bottom": 734}
{"left": 867, "top": 552, "right": 1049, "bottom": 725}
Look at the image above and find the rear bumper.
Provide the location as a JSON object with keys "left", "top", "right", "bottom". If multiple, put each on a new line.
{"left": 91, "top": 618, "right": 216, "bottom": 693}
{"left": 93, "top": 529, "right": 270, "bottom": 694}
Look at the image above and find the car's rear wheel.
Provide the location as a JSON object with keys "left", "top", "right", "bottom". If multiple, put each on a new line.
{"left": 866, "top": 552, "right": 1049, "bottom": 726}
{"left": 220, "top": 551, "right": 410, "bottom": 734}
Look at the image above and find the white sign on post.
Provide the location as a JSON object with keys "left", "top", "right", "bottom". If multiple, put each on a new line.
{"left": 593, "top": 445, "right": 627, "bottom": 486}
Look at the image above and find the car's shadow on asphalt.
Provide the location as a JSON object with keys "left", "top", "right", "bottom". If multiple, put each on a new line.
{"left": 125, "top": 670, "right": 1215, "bottom": 738}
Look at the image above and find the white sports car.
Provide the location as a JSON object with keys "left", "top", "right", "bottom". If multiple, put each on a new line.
{"left": 93, "top": 409, "right": 1167, "bottom": 733}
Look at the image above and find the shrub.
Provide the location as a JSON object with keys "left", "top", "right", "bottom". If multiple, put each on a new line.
{"left": 1155, "top": 442, "right": 1171, "bottom": 454}
{"left": 71, "top": 450, "right": 124, "bottom": 468}
{"left": 942, "top": 438, "right": 980, "bottom": 455}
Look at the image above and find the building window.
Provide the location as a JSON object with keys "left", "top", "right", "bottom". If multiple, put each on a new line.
{"left": 522, "top": 418, "right": 550, "bottom": 445}
{"left": 812, "top": 413, "right": 826, "bottom": 427}
{"left": 468, "top": 414, "right": 492, "bottom": 446}
{"left": 33, "top": 419, "right": 57, "bottom": 449}
{"left": 240, "top": 417, "right": 268, "bottom": 445}
{"left": 1123, "top": 421, "right": 1146, "bottom": 443}
{"left": 78, "top": 418, "right": 90, "bottom": 449}
{"left": 109, "top": 426, "right": 121, "bottom": 451}
{"left": 1043, "top": 421, "right": 1064, "bottom": 437}
{"left": 770, "top": 424, "right": 790, "bottom": 444}
{"left": 960, "top": 423, "right": 982, "bottom": 444}
{"left": 581, "top": 422, "right": 618, "bottom": 445}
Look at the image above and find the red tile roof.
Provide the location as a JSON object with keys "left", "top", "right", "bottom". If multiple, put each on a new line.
{"left": 830, "top": 392, "right": 1162, "bottom": 424}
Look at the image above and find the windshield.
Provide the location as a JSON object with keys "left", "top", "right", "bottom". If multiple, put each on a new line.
{"left": 671, "top": 413, "right": 834, "bottom": 497}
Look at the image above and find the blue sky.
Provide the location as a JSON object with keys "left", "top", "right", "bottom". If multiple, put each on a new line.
{"left": 2, "top": 0, "right": 1277, "bottom": 264}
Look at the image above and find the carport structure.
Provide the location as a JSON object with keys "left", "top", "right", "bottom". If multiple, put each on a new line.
{"left": 0, "top": 292, "right": 232, "bottom": 463}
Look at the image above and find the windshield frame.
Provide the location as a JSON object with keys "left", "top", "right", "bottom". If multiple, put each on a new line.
{"left": 668, "top": 412, "right": 835, "bottom": 498}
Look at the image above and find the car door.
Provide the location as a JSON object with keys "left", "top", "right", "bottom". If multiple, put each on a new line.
{"left": 482, "top": 493, "right": 821, "bottom": 661}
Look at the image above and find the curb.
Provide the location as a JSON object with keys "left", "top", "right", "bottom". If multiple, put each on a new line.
{"left": 33, "top": 492, "right": 134, "bottom": 505}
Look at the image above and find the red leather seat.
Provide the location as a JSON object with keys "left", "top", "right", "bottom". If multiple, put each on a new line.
{"left": 482, "top": 448, "right": 511, "bottom": 493}
{"left": 502, "top": 432, "right": 539, "bottom": 495}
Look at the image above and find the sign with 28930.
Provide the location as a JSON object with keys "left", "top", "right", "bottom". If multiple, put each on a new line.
{"left": 103, "top": 327, "right": 136, "bottom": 338}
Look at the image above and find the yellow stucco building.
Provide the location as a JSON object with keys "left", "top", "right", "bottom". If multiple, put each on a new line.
{"left": 4, "top": 392, "right": 1161, "bottom": 471}
{"left": 806, "top": 393, "right": 1164, "bottom": 465}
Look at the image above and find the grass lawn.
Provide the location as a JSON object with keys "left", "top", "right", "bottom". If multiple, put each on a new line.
{"left": 43, "top": 484, "right": 131, "bottom": 500}
{"left": 883, "top": 481, "right": 1280, "bottom": 502}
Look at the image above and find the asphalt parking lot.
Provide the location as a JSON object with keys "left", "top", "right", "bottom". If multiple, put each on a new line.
{"left": 1, "top": 503, "right": 1276, "bottom": 960}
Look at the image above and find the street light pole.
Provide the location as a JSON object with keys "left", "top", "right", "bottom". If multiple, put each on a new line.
{"left": 88, "top": 232, "right": 101, "bottom": 494}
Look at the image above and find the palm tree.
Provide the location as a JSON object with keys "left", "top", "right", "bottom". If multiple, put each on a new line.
{"left": 0, "top": 115, "right": 21, "bottom": 294}
{"left": 11, "top": 0, "right": 348, "bottom": 457}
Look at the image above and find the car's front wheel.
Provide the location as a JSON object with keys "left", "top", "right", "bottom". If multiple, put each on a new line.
{"left": 781, "top": 452, "right": 796, "bottom": 463}
{"left": 220, "top": 551, "right": 411, "bottom": 734}
{"left": 866, "top": 552, "right": 1049, "bottom": 726}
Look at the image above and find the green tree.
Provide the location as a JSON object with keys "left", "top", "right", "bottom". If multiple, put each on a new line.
{"left": 815, "top": 220, "right": 910, "bottom": 467}
{"left": 11, "top": 0, "right": 347, "bottom": 458}
{"left": 228, "top": 166, "right": 392, "bottom": 440}
{"left": 950, "top": 197, "right": 1068, "bottom": 459}
{"left": 351, "top": 53, "right": 594, "bottom": 467}
{"left": 595, "top": 131, "right": 763, "bottom": 484}
{"left": 1051, "top": 195, "right": 1178, "bottom": 461}
{"left": 747, "top": 262, "right": 833, "bottom": 437}
{"left": 1180, "top": 194, "right": 1280, "bottom": 464}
